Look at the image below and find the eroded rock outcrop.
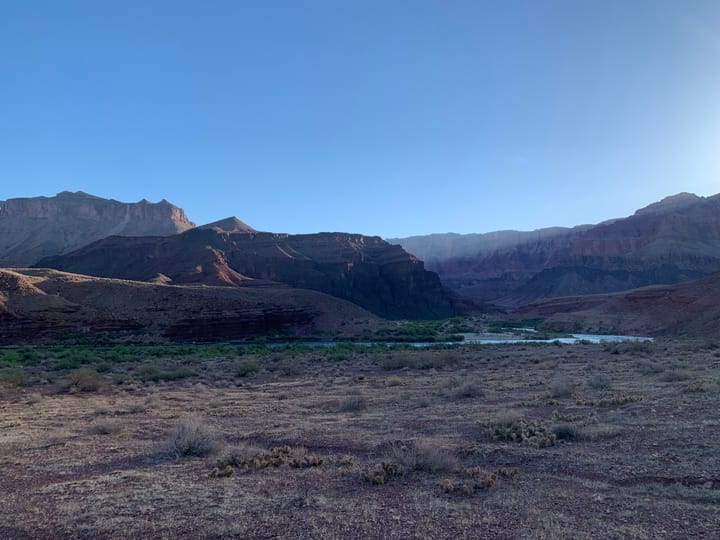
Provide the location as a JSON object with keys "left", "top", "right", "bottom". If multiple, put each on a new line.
{"left": 0, "top": 191, "right": 195, "bottom": 266}
{"left": 514, "top": 271, "right": 720, "bottom": 337}
{"left": 0, "top": 269, "right": 376, "bottom": 342}
{"left": 38, "top": 228, "right": 459, "bottom": 319}
{"left": 393, "top": 193, "right": 720, "bottom": 308}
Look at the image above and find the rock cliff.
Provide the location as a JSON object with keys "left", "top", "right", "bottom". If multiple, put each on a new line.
{"left": 513, "top": 271, "right": 720, "bottom": 337}
{"left": 0, "top": 268, "right": 377, "bottom": 343}
{"left": 37, "top": 228, "right": 459, "bottom": 319}
{"left": 0, "top": 191, "right": 195, "bottom": 266}
{"left": 393, "top": 193, "right": 720, "bottom": 308}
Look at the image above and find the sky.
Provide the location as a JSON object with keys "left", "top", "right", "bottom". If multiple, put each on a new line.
{"left": 1, "top": 0, "right": 719, "bottom": 237}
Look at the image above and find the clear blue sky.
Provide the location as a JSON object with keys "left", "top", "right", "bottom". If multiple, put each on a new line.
{"left": 1, "top": 0, "right": 719, "bottom": 237}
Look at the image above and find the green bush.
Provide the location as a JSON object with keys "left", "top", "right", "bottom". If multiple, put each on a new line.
{"left": 61, "top": 368, "right": 105, "bottom": 393}
{"left": 236, "top": 357, "right": 261, "bottom": 377}
{"left": 0, "top": 367, "right": 28, "bottom": 387}
{"left": 135, "top": 366, "right": 197, "bottom": 383}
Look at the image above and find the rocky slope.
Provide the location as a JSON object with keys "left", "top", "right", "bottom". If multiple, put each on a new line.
{"left": 0, "top": 191, "right": 195, "bottom": 266}
{"left": 393, "top": 193, "right": 720, "bottom": 308}
{"left": 37, "top": 228, "right": 459, "bottom": 319}
{"left": 513, "top": 271, "right": 720, "bottom": 337}
{"left": 387, "top": 226, "right": 591, "bottom": 263}
{"left": 0, "top": 268, "right": 376, "bottom": 342}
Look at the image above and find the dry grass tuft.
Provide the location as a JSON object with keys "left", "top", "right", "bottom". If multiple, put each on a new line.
{"left": 165, "top": 415, "right": 223, "bottom": 458}
{"left": 586, "top": 372, "right": 611, "bottom": 390}
{"left": 59, "top": 368, "right": 106, "bottom": 393}
{"left": 87, "top": 420, "right": 123, "bottom": 435}
{"left": 440, "top": 376, "right": 484, "bottom": 400}
{"left": 387, "top": 439, "right": 459, "bottom": 474}
{"left": 337, "top": 395, "right": 367, "bottom": 413}
{"left": 549, "top": 374, "right": 574, "bottom": 398}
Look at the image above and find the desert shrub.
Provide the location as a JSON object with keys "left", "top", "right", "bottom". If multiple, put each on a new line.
{"left": 122, "top": 395, "right": 159, "bottom": 414}
{"left": 0, "top": 368, "right": 27, "bottom": 387}
{"left": 51, "top": 348, "right": 102, "bottom": 369}
{"left": 136, "top": 366, "right": 197, "bottom": 383}
{"left": 362, "top": 461, "right": 404, "bottom": 485}
{"left": 278, "top": 359, "right": 304, "bottom": 376}
{"left": 496, "top": 466, "right": 521, "bottom": 479}
{"left": 323, "top": 348, "right": 350, "bottom": 362}
{"left": 388, "top": 440, "right": 459, "bottom": 474}
{"left": 426, "top": 350, "right": 461, "bottom": 368}
{"left": 552, "top": 424, "right": 583, "bottom": 441}
{"left": 488, "top": 416, "right": 556, "bottom": 448}
{"left": 660, "top": 370, "right": 691, "bottom": 382}
{"left": 95, "top": 362, "right": 113, "bottom": 373}
{"left": 337, "top": 396, "right": 367, "bottom": 413}
{"left": 549, "top": 374, "right": 574, "bottom": 398}
{"left": 208, "top": 465, "right": 235, "bottom": 478}
{"left": 236, "top": 357, "right": 261, "bottom": 377}
{"left": 60, "top": 368, "right": 105, "bottom": 393}
{"left": 216, "top": 444, "right": 266, "bottom": 468}
{"left": 217, "top": 445, "right": 323, "bottom": 471}
{"left": 166, "top": 416, "right": 222, "bottom": 458}
{"left": 51, "top": 357, "right": 84, "bottom": 371}
{"left": 25, "top": 392, "right": 43, "bottom": 404}
{"left": 441, "top": 377, "right": 484, "bottom": 400}
{"left": 414, "top": 350, "right": 460, "bottom": 369}
{"left": 87, "top": 420, "right": 123, "bottom": 435}
{"left": 380, "top": 350, "right": 459, "bottom": 371}
{"left": 380, "top": 352, "right": 415, "bottom": 370}
{"left": 586, "top": 373, "right": 611, "bottom": 390}
{"left": 441, "top": 467, "right": 497, "bottom": 495}
{"left": 623, "top": 341, "right": 654, "bottom": 356}
{"left": 0, "top": 350, "right": 22, "bottom": 367}
{"left": 386, "top": 376, "right": 404, "bottom": 387}
{"left": 595, "top": 394, "right": 642, "bottom": 407}
{"left": 636, "top": 360, "right": 665, "bottom": 375}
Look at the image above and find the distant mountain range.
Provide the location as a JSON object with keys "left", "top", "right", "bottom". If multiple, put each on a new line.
{"left": 3, "top": 189, "right": 720, "bottom": 335}
{"left": 390, "top": 192, "right": 720, "bottom": 308}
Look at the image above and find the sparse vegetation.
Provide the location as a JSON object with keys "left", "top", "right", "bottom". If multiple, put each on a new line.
{"left": 488, "top": 415, "right": 557, "bottom": 448}
{"left": 549, "top": 374, "right": 574, "bottom": 398}
{"left": 337, "top": 395, "right": 367, "bottom": 413}
{"left": 166, "top": 416, "right": 223, "bottom": 458}
{"left": 636, "top": 359, "right": 665, "bottom": 375}
{"left": 1, "top": 339, "right": 718, "bottom": 538}
{"left": 587, "top": 372, "right": 611, "bottom": 390}
{"left": 236, "top": 357, "right": 261, "bottom": 377}
{"left": 439, "top": 376, "right": 484, "bottom": 399}
{"left": 59, "top": 368, "right": 105, "bottom": 393}
{"left": 387, "top": 439, "right": 460, "bottom": 474}
{"left": 0, "top": 367, "right": 27, "bottom": 387}
{"left": 87, "top": 420, "right": 123, "bottom": 435}
{"left": 660, "top": 369, "right": 691, "bottom": 382}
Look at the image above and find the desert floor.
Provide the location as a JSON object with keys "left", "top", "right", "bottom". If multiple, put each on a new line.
{"left": 1, "top": 340, "right": 719, "bottom": 539}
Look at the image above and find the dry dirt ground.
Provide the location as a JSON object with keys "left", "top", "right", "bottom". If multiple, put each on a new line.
{"left": 1, "top": 341, "right": 719, "bottom": 539}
